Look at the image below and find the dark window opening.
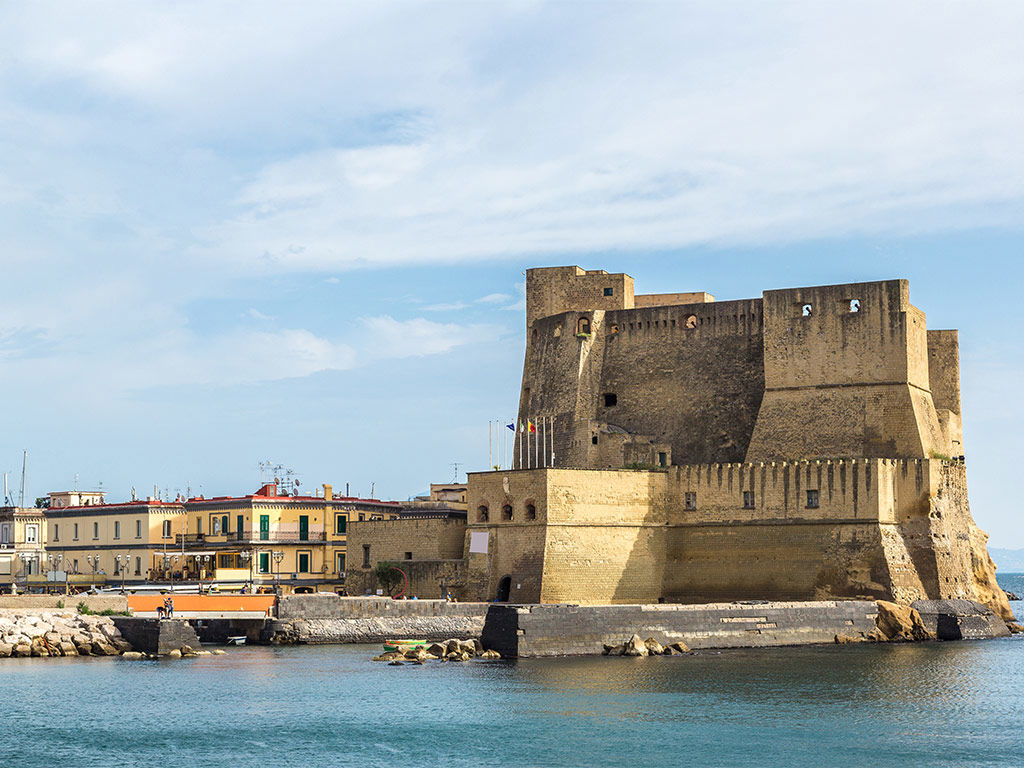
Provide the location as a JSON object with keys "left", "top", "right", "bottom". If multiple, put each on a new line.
{"left": 603, "top": 393, "right": 617, "bottom": 407}
{"left": 743, "top": 490, "right": 755, "bottom": 509}
{"left": 592, "top": 435, "right": 598, "bottom": 445}
{"left": 404, "top": 551, "right": 412, "bottom": 560}
{"left": 502, "top": 504, "right": 513, "bottom": 521}
{"left": 531, "top": 327, "right": 538, "bottom": 340}
{"left": 362, "top": 545, "right": 370, "bottom": 568}
{"left": 658, "top": 452, "right": 667, "bottom": 467}
{"left": 576, "top": 317, "right": 591, "bottom": 335}
{"left": 806, "top": 489, "right": 820, "bottom": 509}
{"left": 685, "top": 492, "right": 697, "bottom": 511}
{"left": 478, "top": 505, "right": 489, "bottom": 522}
{"left": 525, "top": 503, "right": 537, "bottom": 520}
{"left": 603, "top": 287, "right": 614, "bottom": 296}
{"left": 336, "top": 515, "right": 347, "bottom": 534}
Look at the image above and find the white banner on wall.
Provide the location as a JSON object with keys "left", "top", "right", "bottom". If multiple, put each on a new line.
{"left": 469, "top": 531, "right": 489, "bottom": 554}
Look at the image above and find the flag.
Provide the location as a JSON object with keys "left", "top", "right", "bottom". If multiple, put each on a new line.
{"left": 528, "top": 420, "right": 537, "bottom": 433}
{"left": 506, "top": 423, "right": 515, "bottom": 431}
{"left": 519, "top": 420, "right": 525, "bottom": 432}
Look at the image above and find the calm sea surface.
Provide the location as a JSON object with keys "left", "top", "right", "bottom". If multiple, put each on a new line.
{"left": 2, "top": 578, "right": 1022, "bottom": 768}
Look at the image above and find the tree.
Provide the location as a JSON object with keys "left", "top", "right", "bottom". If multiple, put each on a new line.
{"left": 34, "top": 497, "right": 50, "bottom": 509}
{"left": 373, "top": 561, "right": 403, "bottom": 596}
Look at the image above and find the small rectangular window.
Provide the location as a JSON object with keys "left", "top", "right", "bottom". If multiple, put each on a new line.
{"left": 74, "top": 523, "right": 79, "bottom": 541}
{"left": 136, "top": 519, "right": 142, "bottom": 538}
{"left": 298, "top": 552, "right": 310, "bottom": 573}
{"left": 592, "top": 435, "right": 598, "bottom": 445}
{"left": 258, "top": 552, "right": 270, "bottom": 574}
{"left": 113, "top": 521, "right": 120, "bottom": 540}
{"left": 658, "top": 452, "right": 667, "bottom": 467}
{"left": 358, "top": 513, "right": 365, "bottom": 521}
{"left": 685, "top": 492, "right": 697, "bottom": 510}
{"left": 93, "top": 522, "right": 99, "bottom": 539}
{"left": 336, "top": 552, "right": 346, "bottom": 575}
{"left": 362, "top": 544, "right": 370, "bottom": 568}
{"left": 603, "top": 393, "right": 617, "bottom": 407}
{"left": 135, "top": 556, "right": 141, "bottom": 576}
{"left": 806, "top": 489, "right": 820, "bottom": 509}
{"left": 53, "top": 524, "right": 59, "bottom": 542}
{"left": 336, "top": 515, "right": 347, "bottom": 534}
{"left": 603, "top": 287, "right": 614, "bottom": 296}
{"left": 743, "top": 491, "right": 755, "bottom": 509}
{"left": 404, "top": 551, "right": 412, "bottom": 560}
{"left": 162, "top": 519, "right": 171, "bottom": 538}
{"left": 196, "top": 517, "right": 202, "bottom": 535}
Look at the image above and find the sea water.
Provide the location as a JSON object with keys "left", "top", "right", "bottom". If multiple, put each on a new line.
{"left": 2, "top": 581, "right": 1022, "bottom": 768}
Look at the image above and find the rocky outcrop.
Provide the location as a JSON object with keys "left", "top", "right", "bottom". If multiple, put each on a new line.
{"left": 0, "top": 610, "right": 133, "bottom": 658}
{"left": 873, "top": 601, "right": 934, "bottom": 642}
{"left": 371, "top": 638, "right": 501, "bottom": 663}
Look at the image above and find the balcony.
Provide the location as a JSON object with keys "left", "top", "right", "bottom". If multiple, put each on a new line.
{"left": 176, "top": 530, "right": 327, "bottom": 547}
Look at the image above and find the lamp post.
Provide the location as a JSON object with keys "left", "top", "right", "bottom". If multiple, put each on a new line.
{"left": 240, "top": 551, "right": 252, "bottom": 593}
{"left": 47, "top": 554, "right": 63, "bottom": 594}
{"left": 114, "top": 554, "right": 129, "bottom": 593}
{"left": 162, "top": 554, "right": 180, "bottom": 593}
{"left": 87, "top": 555, "right": 98, "bottom": 589}
{"left": 272, "top": 550, "right": 285, "bottom": 594}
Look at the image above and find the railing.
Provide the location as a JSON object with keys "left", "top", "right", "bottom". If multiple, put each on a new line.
{"left": 176, "top": 531, "right": 327, "bottom": 546}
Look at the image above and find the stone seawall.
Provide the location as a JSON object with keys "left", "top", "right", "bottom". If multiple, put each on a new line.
{"left": 267, "top": 596, "right": 489, "bottom": 644}
{"left": 481, "top": 600, "right": 927, "bottom": 657}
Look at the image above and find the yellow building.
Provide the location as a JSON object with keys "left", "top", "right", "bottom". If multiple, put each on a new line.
{"left": 180, "top": 483, "right": 401, "bottom": 593}
{"left": 0, "top": 506, "right": 46, "bottom": 593}
{"left": 44, "top": 491, "right": 186, "bottom": 590}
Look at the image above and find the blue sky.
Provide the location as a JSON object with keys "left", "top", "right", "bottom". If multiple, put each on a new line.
{"left": 1, "top": 2, "right": 1022, "bottom": 546}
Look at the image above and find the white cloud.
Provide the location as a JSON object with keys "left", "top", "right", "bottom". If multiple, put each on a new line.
{"left": 245, "top": 308, "right": 274, "bottom": 321}
{"left": 475, "top": 293, "right": 511, "bottom": 304}
{"left": 360, "top": 315, "right": 493, "bottom": 359}
{"left": 424, "top": 302, "right": 469, "bottom": 312}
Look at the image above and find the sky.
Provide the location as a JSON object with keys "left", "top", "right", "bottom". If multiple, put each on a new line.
{"left": 0, "top": 2, "right": 1022, "bottom": 545}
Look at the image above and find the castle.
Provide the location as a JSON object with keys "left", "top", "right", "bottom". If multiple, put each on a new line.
{"left": 351, "top": 266, "right": 1010, "bottom": 619}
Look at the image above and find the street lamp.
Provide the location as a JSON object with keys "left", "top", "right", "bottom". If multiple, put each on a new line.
{"left": 114, "top": 554, "right": 129, "bottom": 593}
{"left": 86, "top": 554, "right": 99, "bottom": 589}
{"left": 196, "top": 554, "right": 212, "bottom": 594}
{"left": 239, "top": 551, "right": 252, "bottom": 593}
{"left": 162, "top": 554, "right": 180, "bottom": 593}
{"left": 47, "top": 554, "right": 63, "bottom": 594}
{"left": 272, "top": 550, "right": 285, "bottom": 593}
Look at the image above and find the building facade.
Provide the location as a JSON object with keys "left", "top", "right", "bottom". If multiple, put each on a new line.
{"left": 0, "top": 507, "right": 46, "bottom": 593}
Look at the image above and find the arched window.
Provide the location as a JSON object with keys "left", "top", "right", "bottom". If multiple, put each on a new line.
{"left": 576, "top": 317, "right": 591, "bottom": 335}
{"left": 478, "top": 505, "right": 489, "bottom": 523}
{"left": 685, "top": 315, "right": 697, "bottom": 328}
{"left": 525, "top": 503, "right": 537, "bottom": 520}
{"left": 502, "top": 504, "right": 513, "bottom": 521}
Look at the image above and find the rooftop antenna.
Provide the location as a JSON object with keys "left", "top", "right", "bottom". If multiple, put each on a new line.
{"left": 74, "top": 473, "right": 79, "bottom": 491}
{"left": 19, "top": 450, "right": 27, "bottom": 509}
{"left": 451, "top": 462, "right": 461, "bottom": 483}
{"left": 3, "top": 472, "right": 7, "bottom": 505}
{"left": 370, "top": 482, "right": 375, "bottom": 499}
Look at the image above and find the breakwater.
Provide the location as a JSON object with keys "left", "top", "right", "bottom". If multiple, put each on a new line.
{"left": 266, "top": 596, "right": 488, "bottom": 644}
{"left": 0, "top": 608, "right": 132, "bottom": 657}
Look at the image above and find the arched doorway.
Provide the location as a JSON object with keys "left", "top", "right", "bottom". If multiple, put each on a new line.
{"left": 496, "top": 575, "right": 512, "bottom": 602}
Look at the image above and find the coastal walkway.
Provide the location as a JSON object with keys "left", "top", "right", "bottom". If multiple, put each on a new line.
{"left": 126, "top": 594, "right": 276, "bottom": 619}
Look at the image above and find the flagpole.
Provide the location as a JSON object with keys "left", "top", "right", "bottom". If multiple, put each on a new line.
{"left": 519, "top": 422, "right": 524, "bottom": 469}
{"left": 534, "top": 416, "right": 539, "bottom": 469}
{"left": 550, "top": 415, "right": 555, "bottom": 467}
{"left": 542, "top": 415, "right": 547, "bottom": 467}
{"left": 489, "top": 420, "right": 493, "bottom": 469}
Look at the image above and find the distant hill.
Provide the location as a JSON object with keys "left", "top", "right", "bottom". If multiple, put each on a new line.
{"left": 990, "top": 548, "right": 1024, "bottom": 573}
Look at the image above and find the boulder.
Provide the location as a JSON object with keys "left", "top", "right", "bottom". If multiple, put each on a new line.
{"left": 372, "top": 651, "right": 404, "bottom": 662}
{"left": 834, "top": 634, "right": 860, "bottom": 644}
{"left": 458, "top": 640, "right": 477, "bottom": 656}
{"left": 623, "top": 634, "right": 648, "bottom": 657}
{"left": 13, "top": 644, "right": 32, "bottom": 658}
{"left": 875, "top": 601, "right": 934, "bottom": 642}
{"left": 43, "top": 631, "right": 63, "bottom": 644}
{"left": 100, "top": 624, "right": 122, "bottom": 639}
{"left": 479, "top": 649, "right": 501, "bottom": 660}
{"left": 670, "top": 641, "right": 690, "bottom": 654}
{"left": 0, "top": 643, "right": 12, "bottom": 658}
{"left": 21, "top": 624, "right": 45, "bottom": 639}
{"left": 427, "top": 643, "right": 447, "bottom": 657}
{"left": 95, "top": 643, "right": 119, "bottom": 656}
{"left": 444, "top": 639, "right": 460, "bottom": 655}
{"left": 212, "top": 649, "right": 227, "bottom": 655}
{"left": 1007, "top": 622, "right": 1023, "bottom": 634}
{"left": 472, "top": 639, "right": 484, "bottom": 654}
{"left": 601, "top": 643, "right": 621, "bottom": 655}
{"left": 59, "top": 642, "right": 78, "bottom": 656}
{"left": 121, "top": 651, "right": 145, "bottom": 660}
{"left": 388, "top": 660, "right": 404, "bottom": 666}
{"left": 167, "top": 649, "right": 182, "bottom": 658}
{"left": 76, "top": 643, "right": 93, "bottom": 656}
{"left": 644, "top": 638, "right": 664, "bottom": 655}
{"left": 180, "top": 645, "right": 194, "bottom": 655}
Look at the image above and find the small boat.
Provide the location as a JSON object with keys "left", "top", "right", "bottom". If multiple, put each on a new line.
{"left": 226, "top": 636, "right": 247, "bottom": 646}
{"left": 383, "top": 639, "right": 428, "bottom": 653}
